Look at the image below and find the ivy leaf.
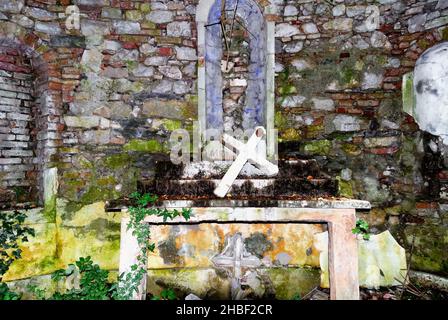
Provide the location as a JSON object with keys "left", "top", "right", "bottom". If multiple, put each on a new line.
{"left": 182, "top": 209, "right": 191, "bottom": 221}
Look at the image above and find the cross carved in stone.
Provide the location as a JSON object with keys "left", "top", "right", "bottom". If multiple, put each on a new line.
{"left": 211, "top": 233, "right": 261, "bottom": 279}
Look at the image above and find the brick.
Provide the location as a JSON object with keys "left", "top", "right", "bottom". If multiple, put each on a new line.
{"left": 0, "top": 141, "right": 29, "bottom": 148}
{"left": 2, "top": 149, "right": 33, "bottom": 157}
{"left": 368, "top": 146, "right": 399, "bottom": 155}
{"left": 0, "top": 133, "right": 15, "bottom": 140}
{"left": 7, "top": 113, "right": 31, "bottom": 121}
{"left": 0, "top": 158, "right": 21, "bottom": 164}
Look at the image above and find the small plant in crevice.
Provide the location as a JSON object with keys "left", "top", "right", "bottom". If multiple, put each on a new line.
{"left": 150, "top": 288, "right": 177, "bottom": 300}
{"left": 0, "top": 282, "right": 21, "bottom": 300}
{"left": 352, "top": 219, "right": 371, "bottom": 240}
{"left": 114, "top": 192, "right": 191, "bottom": 300}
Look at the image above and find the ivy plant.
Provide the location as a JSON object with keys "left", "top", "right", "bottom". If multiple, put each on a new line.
{"left": 114, "top": 192, "right": 191, "bottom": 300}
{"left": 28, "top": 256, "right": 117, "bottom": 300}
{"left": 0, "top": 209, "right": 35, "bottom": 300}
{"left": 150, "top": 288, "right": 177, "bottom": 300}
{"left": 0, "top": 282, "right": 20, "bottom": 300}
{"left": 0, "top": 210, "right": 35, "bottom": 280}
{"left": 352, "top": 219, "right": 371, "bottom": 240}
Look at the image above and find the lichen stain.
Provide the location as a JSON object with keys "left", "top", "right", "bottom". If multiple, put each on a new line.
{"left": 244, "top": 232, "right": 274, "bottom": 258}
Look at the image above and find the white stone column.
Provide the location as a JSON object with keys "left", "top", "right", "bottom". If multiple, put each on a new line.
{"left": 118, "top": 216, "right": 147, "bottom": 300}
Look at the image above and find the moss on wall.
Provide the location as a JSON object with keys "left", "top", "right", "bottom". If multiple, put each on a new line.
{"left": 124, "top": 139, "right": 168, "bottom": 153}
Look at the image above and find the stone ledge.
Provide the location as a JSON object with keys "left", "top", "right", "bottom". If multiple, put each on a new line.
{"left": 155, "top": 199, "right": 371, "bottom": 210}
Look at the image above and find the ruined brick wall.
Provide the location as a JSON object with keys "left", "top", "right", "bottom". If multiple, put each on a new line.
{"left": 0, "top": 45, "right": 38, "bottom": 205}
{"left": 0, "top": 0, "right": 447, "bottom": 278}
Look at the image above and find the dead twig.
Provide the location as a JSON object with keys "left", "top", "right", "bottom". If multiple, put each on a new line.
{"left": 399, "top": 232, "right": 416, "bottom": 299}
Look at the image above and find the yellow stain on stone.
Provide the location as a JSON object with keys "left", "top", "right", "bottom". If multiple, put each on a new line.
{"left": 60, "top": 201, "right": 120, "bottom": 227}
{"left": 57, "top": 201, "right": 121, "bottom": 270}
{"left": 314, "top": 230, "right": 407, "bottom": 289}
{"left": 5, "top": 201, "right": 121, "bottom": 281}
{"left": 57, "top": 226, "right": 120, "bottom": 271}
{"left": 147, "top": 223, "right": 323, "bottom": 269}
{"left": 3, "top": 223, "right": 62, "bottom": 281}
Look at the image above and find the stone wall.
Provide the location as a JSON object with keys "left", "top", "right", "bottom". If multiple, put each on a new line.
{"left": 272, "top": 0, "right": 448, "bottom": 275}
{"left": 0, "top": 0, "right": 447, "bottom": 296}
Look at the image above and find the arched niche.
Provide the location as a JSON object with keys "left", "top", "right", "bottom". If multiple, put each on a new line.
{"left": 196, "top": 0, "right": 276, "bottom": 158}
{"left": 0, "top": 38, "right": 58, "bottom": 208}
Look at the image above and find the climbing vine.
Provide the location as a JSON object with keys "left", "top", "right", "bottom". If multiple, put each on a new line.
{"left": 114, "top": 192, "right": 191, "bottom": 300}
{"left": 0, "top": 210, "right": 35, "bottom": 300}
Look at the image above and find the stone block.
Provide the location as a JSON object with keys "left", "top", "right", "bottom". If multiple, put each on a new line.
{"left": 323, "top": 18, "right": 353, "bottom": 32}
{"left": 35, "top": 21, "right": 62, "bottom": 35}
{"left": 0, "top": 0, "right": 24, "bottom": 13}
{"left": 146, "top": 11, "right": 174, "bottom": 24}
{"left": 311, "top": 98, "right": 335, "bottom": 111}
{"left": 158, "top": 65, "right": 182, "bottom": 79}
{"left": 167, "top": 21, "right": 191, "bottom": 37}
{"left": 315, "top": 231, "right": 406, "bottom": 289}
{"left": 112, "top": 21, "right": 141, "bottom": 34}
{"left": 175, "top": 46, "right": 197, "bottom": 61}
{"left": 101, "top": 7, "right": 122, "bottom": 19}
{"left": 142, "top": 99, "right": 188, "bottom": 120}
{"left": 23, "top": 6, "right": 56, "bottom": 21}
{"left": 275, "top": 23, "right": 301, "bottom": 37}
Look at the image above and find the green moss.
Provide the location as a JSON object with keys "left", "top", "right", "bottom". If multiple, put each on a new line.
{"left": 336, "top": 177, "right": 353, "bottom": 198}
{"left": 280, "top": 128, "right": 301, "bottom": 141}
{"left": 339, "top": 65, "right": 359, "bottom": 86}
{"left": 266, "top": 268, "right": 320, "bottom": 300}
{"left": 140, "top": 2, "right": 151, "bottom": 13}
{"left": 305, "top": 125, "right": 324, "bottom": 138}
{"left": 417, "top": 39, "right": 430, "bottom": 50}
{"left": 442, "top": 27, "right": 448, "bottom": 41}
{"left": 124, "top": 139, "right": 167, "bottom": 153}
{"left": 43, "top": 195, "right": 57, "bottom": 223}
{"left": 37, "top": 255, "right": 59, "bottom": 272}
{"left": 125, "top": 10, "right": 143, "bottom": 21}
{"left": 341, "top": 143, "right": 361, "bottom": 156}
{"left": 375, "top": 55, "right": 388, "bottom": 66}
{"left": 78, "top": 156, "right": 93, "bottom": 168}
{"left": 97, "top": 176, "right": 117, "bottom": 187}
{"left": 303, "top": 140, "right": 332, "bottom": 156}
{"left": 402, "top": 72, "right": 415, "bottom": 117}
{"left": 274, "top": 111, "right": 288, "bottom": 130}
{"left": 125, "top": 60, "right": 138, "bottom": 70}
{"left": 278, "top": 84, "right": 297, "bottom": 96}
{"left": 103, "top": 153, "right": 132, "bottom": 169}
{"left": 80, "top": 186, "right": 119, "bottom": 205}
{"left": 329, "top": 132, "right": 353, "bottom": 141}
{"left": 141, "top": 21, "right": 156, "bottom": 29}
{"left": 63, "top": 172, "right": 80, "bottom": 179}
{"left": 36, "top": 44, "right": 49, "bottom": 54}
{"left": 161, "top": 119, "right": 182, "bottom": 131}
{"left": 181, "top": 95, "right": 198, "bottom": 120}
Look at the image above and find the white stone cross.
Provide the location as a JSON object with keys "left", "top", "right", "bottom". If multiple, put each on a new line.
{"left": 213, "top": 126, "right": 279, "bottom": 198}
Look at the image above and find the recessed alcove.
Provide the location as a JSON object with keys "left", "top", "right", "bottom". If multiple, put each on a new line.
{"left": 0, "top": 39, "right": 57, "bottom": 208}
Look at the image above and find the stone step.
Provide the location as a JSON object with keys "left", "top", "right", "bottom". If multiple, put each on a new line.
{"left": 138, "top": 177, "right": 338, "bottom": 199}
{"left": 152, "top": 159, "right": 325, "bottom": 180}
